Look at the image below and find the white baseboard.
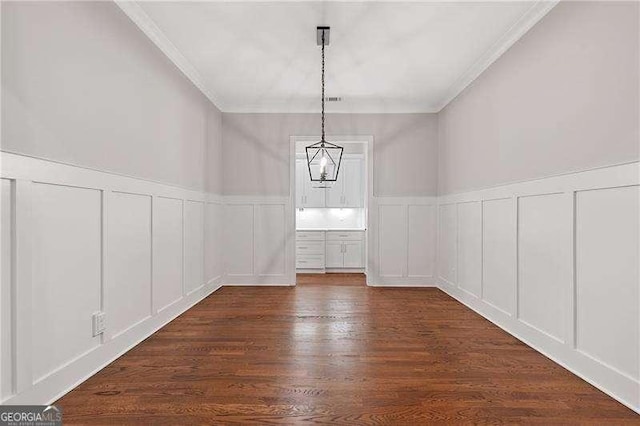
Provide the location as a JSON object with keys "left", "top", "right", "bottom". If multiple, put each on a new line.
{"left": 368, "top": 277, "right": 437, "bottom": 287}
{"left": 223, "top": 274, "right": 295, "bottom": 286}
{"left": 223, "top": 282, "right": 295, "bottom": 286}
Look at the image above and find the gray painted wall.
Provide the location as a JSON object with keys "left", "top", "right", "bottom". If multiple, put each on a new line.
{"left": 222, "top": 113, "right": 438, "bottom": 197}
{"left": 1, "top": 1, "right": 222, "bottom": 192}
{"left": 3, "top": 2, "right": 637, "bottom": 198}
{"left": 437, "top": 1, "right": 639, "bottom": 195}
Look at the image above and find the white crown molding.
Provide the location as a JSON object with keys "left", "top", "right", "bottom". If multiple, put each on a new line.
{"left": 434, "top": 0, "right": 559, "bottom": 112}
{"left": 115, "top": 0, "right": 557, "bottom": 114}
{"left": 114, "top": 0, "right": 226, "bottom": 110}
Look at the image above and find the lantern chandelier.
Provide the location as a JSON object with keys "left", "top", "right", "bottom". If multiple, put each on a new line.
{"left": 306, "top": 26, "right": 343, "bottom": 188}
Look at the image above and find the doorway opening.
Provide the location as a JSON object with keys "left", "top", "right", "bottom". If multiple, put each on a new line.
{"left": 290, "top": 136, "right": 372, "bottom": 286}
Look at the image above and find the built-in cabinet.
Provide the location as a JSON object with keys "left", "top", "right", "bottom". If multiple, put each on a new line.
{"left": 296, "top": 230, "right": 365, "bottom": 271}
{"left": 325, "top": 231, "right": 365, "bottom": 268}
{"left": 295, "top": 160, "right": 325, "bottom": 208}
{"left": 296, "top": 155, "right": 364, "bottom": 208}
{"left": 325, "top": 158, "right": 363, "bottom": 208}
{"left": 296, "top": 231, "right": 326, "bottom": 269}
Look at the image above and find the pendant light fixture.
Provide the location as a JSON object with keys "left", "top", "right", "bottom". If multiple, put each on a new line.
{"left": 306, "top": 26, "right": 343, "bottom": 188}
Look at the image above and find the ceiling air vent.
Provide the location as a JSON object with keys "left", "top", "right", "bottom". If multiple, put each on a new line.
{"left": 324, "top": 97, "right": 342, "bottom": 102}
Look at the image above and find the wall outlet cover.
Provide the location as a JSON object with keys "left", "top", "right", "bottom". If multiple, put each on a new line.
{"left": 92, "top": 312, "right": 106, "bottom": 336}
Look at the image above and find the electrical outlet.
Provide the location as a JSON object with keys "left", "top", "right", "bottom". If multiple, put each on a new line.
{"left": 92, "top": 312, "right": 106, "bottom": 336}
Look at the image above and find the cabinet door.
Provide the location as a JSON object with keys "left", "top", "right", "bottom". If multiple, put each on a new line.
{"left": 342, "top": 159, "right": 363, "bottom": 208}
{"left": 295, "top": 160, "right": 306, "bottom": 207}
{"left": 303, "top": 172, "right": 326, "bottom": 208}
{"left": 343, "top": 241, "right": 364, "bottom": 268}
{"left": 325, "top": 168, "right": 344, "bottom": 208}
{"left": 325, "top": 242, "right": 344, "bottom": 268}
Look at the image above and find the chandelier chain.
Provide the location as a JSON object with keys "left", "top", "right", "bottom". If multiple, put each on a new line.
{"left": 321, "top": 30, "right": 325, "bottom": 143}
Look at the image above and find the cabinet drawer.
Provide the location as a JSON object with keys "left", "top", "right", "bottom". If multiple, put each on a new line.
{"left": 296, "top": 231, "right": 326, "bottom": 241}
{"left": 296, "top": 241, "right": 324, "bottom": 255}
{"left": 326, "top": 231, "right": 364, "bottom": 241}
{"left": 296, "top": 254, "right": 325, "bottom": 269}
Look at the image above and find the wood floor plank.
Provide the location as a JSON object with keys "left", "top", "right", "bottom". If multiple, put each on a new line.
{"left": 56, "top": 274, "right": 638, "bottom": 424}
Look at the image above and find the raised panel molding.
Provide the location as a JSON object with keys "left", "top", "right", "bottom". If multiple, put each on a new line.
{"left": 224, "top": 197, "right": 294, "bottom": 285}
{"left": 407, "top": 204, "right": 435, "bottom": 278}
{"left": 0, "top": 152, "right": 223, "bottom": 405}
{"left": 1, "top": 179, "right": 14, "bottom": 400}
{"left": 184, "top": 201, "right": 205, "bottom": 294}
{"left": 2, "top": 150, "right": 638, "bottom": 413}
{"left": 31, "top": 183, "right": 102, "bottom": 384}
{"left": 107, "top": 191, "right": 152, "bottom": 339}
{"left": 481, "top": 198, "right": 517, "bottom": 316}
{"left": 437, "top": 162, "right": 640, "bottom": 414}
{"left": 256, "top": 204, "right": 286, "bottom": 277}
{"left": 456, "top": 202, "right": 482, "bottom": 297}
{"left": 205, "top": 202, "right": 224, "bottom": 285}
{"left": 371, "top": 197, "right": 437, "bottom": 286}
{"left": 224, "top": 204, "right": 255, "bottom": 278}
{"left": 153, "top": 197, "right": 184, "bottom": 313}
{"left": 518, "top": 193, "right": 570, "bottom": 343}
{"left": 575, "top": 185, "right": 639, "bottom": 381}
{"left": 378, "top": 204, "right": 405, "bottom": 278}
{"left": 437, "top": 203, "right": 457, "bottom": 286}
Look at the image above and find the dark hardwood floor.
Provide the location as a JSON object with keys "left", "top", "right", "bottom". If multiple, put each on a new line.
{"left": 57, "top": 275, "right": 638, "bottom": 424}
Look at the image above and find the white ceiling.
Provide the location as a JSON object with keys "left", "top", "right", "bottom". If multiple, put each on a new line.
{"left": 120, "top": 1, "right": 557, "bottom": 113}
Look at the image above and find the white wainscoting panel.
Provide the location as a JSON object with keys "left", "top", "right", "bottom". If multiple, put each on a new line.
{"left": 437, "top": 203, "right": 457, "bottom": 286}
{"left": 481, "top": 198, "right": 517, "bottom": 315}
{"left": 31, "top": 183, "right": 102, "bottom": 384}
{"left": 378, "top": 204, "right": 405, "bottom": 278}
{"left": 2, "top": 147, "right": 637, "bottom": 414}
{"left": 407, "top": 204, "right": 436, "bottom": 279}
{"left": 224, "top": 197, "right": 293, "bottom": 285}
{"left": 184, "top": 201, "right": 205, "bottom": 294}
{"left": 225, "top": 204, "right": 254, "bottom": 278}
{"left": 438, "top": 162, "right": 640, "bottom": 413}
{"left": 256, "top": 204, "right": 287, "bottom": 277}
{"left": 205, "top": 201, "right": 223, "bottom": 285}
{"left": 1, "top": 179, "right": 13, "bottom": 400}
{"left": 518, "top": 193, "right": 570, "bottom": 343}
{"left": 456, "top": 201, "right": 482, "bottom": 297}
{"left": 370, "top": 197, "right": 436, "bottom": 286}
{"left": 0, "top": 152, "right": 223, "bottom": 405}
{"left": 107, "top": 191, "right": 152, "bottom": 339}
{"left": 575, "top": 185, "right": 639, "bottom": 382}
{"left": 152, "top": 197, "right": 184, "bottom": 313}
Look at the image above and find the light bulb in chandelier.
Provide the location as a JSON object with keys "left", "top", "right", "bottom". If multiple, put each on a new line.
{"left": 319, "top": 152, "right": 328, "bottom": 179}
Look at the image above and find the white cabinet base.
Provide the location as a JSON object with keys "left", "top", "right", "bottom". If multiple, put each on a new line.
{"left": 296, "top": 230, "right": 365, "bottom": 274}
